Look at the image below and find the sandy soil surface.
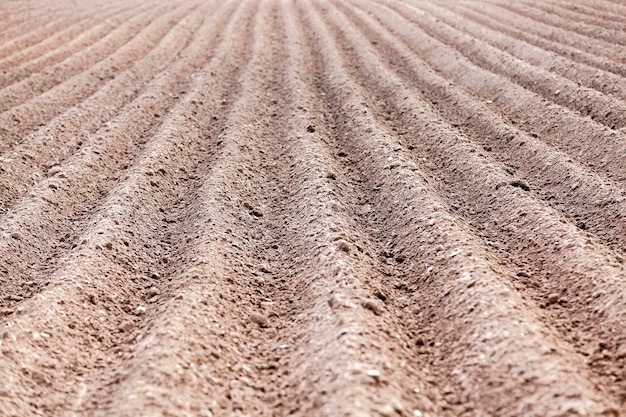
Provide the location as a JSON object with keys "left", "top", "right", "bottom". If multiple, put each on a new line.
{"left": 1, "top": 0, "right": 626, "bottom": 415}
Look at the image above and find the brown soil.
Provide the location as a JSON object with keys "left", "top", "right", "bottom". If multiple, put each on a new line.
{"left": 1, "top": 0, "right": 626, "bottom": 416}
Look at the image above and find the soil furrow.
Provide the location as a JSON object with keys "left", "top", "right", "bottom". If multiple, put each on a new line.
{"left": 525, "top": 0, "right": 626, "bottom": 30}
{"left": 0, "top": 2, "right": 185, "bottom": 134}
{"left": 0, "top": 0, "right": 221, "bottom": 218}
{"left": 356, "top": 1, "right": 626, "bottom": 191}
{"left": 472, "top": 0, "right": 626, "bottom": 64}
{"left": 543, "top": 0, "right": 626, "bottom": 21}
{"left": 0, "top": 0, "right": 234, "bottom": 310}
{"left": 0, "top": 1, "right": 256, "bottom": 414}
{"left": 450, "top": 2, "right": 626, "bottom": 79}
{"left": 427, "top": 2, "right": 626, "bottom": 101}
{"left": 315, "top": 0, "right": 626, "bottom": 411}
{"left": 0, "top": 2, "right": 119, "bottom": 60}
{"left": 300, "top": 1, "right": 620, "bottom": 415}
{"left": 338, "top": 1, "right": 626, "bottom": 258}
{"left": 386, "top": 2, "right": 626, "bottom": 129}
{"left": 2, "top": 0, "right": 626, "bottom": 414}
{"left": 500, "top": 0, "right": 626, "bottom": 44}
{"left": 0, "top": 3, "right": 145, "bottom": 87}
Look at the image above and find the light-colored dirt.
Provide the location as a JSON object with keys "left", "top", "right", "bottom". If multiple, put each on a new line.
{"left": 1, "top": 0, "right": 626, "bottom": 416}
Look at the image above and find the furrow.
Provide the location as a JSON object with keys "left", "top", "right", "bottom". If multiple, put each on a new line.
{"left": 0, "top": 2, "right": 117, "bottom": 60}
{"left": 555, "top": 0, "right": 626, "bottom": 19}
{"left": 397, "top": 0, "right": 626, "bottom": 122}
{"left": 0, "top": 2, "right": 144, "bottom": 84}
{"left": 73, "top": 1, "right": 442, "bottom": 415}
{"left": 357, "top": 1, "right": 626, "bottom": 190}
{"left": 0, "top": 2, "right": 183, "bottom": 124}
{"left": 0, "top": 17, "right": 94, "bottom": 70}
{"left": 434, "top": 2, "right": 626, "bottom": 98}
{"left": 245, "top": 1, "right": 451, "bottom": 414}
{"left": 450, "top": 2, "right": 626, "bottom": 79}
{"left": 472, "top": 0, "right": 626, "bottom": 63}
{"left": 299, "top": 1, "right": 620, "bottom": 415}
{"left": 502, "top": 0, "right": 626, "bottom": 44}
{"left": 336, "top": 1, "right": 626, "bottom": 257}
{"left": 317, "top": 0, "right": 626, "bottom": 411}
{"left": 0, "top": 0, "right": 232, "bottom": 310}
{"left": 0, "top": 1, "right": 256, "bottom": 414}
{"left": 527, "top": 0, "right": 626, "bottom": 29}
{"left": 0, "top": 0, "right": 219, "bottom": 217}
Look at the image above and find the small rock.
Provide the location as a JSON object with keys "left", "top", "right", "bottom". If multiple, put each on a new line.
{"left": 135, "top": 306, "right": 147, "bottom": 315}
{"left": 119, "top": 321, "right": 134, "bottom": 332}
{"left": 510, "top": 180, "right": 530, "bottom": 191}
{"left": 10, "top": 232, "right": 21, "bottom": 240}
{"left": 147, "top": 287, "right": 160, "bottom": 297}
{"left": 104, "top": 242, "right": 113, "bottom": 250}
{"left": 306, "top": 124, "right": 315, "bottom": 133}
{"left": 48, "top": 166, "right": 62, "bottom": 176}
{"left": 249, "top": 312, "right": 268, "bottom": 328}
{"left": 326, "top": 172, "right": 336, "bottom": 180}
{"left": 260, "top": 265, "right": 272, "bottom": 274}
{"left": 151, "top": 272, "right": 160, "bottom": 279}
{"left": 363, "top": 299, "right": 384, "bottom": 315}
{"left": 377, "top": 404, "right": 395, "bottom": 417}
{"left": 335, "top": 240, "right": 351, "bottom": 254}
{"left": 328, "top": 294, "right": 343, "bottom": 309}
{"left": 546, "top": 293, "right": 560, "bottom": 306}
{"left": 366, "top": 369, "right": 381, "bottom": 382}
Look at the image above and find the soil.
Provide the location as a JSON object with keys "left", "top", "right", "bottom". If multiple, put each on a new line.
{"left": 1, "top": 0, "right": 626, "bottom": 416}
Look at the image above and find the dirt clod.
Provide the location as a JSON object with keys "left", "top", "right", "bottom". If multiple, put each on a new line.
{"left": 249, "top": 312, "right": 269, "bottom": 328}
{"left": 363, "top": 299, "right": 384, "bottom": 316}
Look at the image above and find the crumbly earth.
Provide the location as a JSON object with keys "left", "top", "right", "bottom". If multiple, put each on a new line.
{"left": 1, "top": 0, "right": 626, "bottom": 415}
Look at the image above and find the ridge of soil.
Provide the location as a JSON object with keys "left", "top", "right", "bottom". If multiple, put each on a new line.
{"left": 1, "top": 0, "right": 626, "bottom": 415}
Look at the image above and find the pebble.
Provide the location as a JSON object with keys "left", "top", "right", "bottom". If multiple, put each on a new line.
{"left": 366, "top": 369, "right": 381, "bottom": 382}
{"left": 363, "top": 299, "right": 384, "bottom": 315}
{"left": 510, "top": 180, "right": 530, "bottom": 191}
{"left": 546, "top": 293, "right": 560, "bottom": 306}
{"left": 48, "top": 166, "right": 62, "bottom": 176}
{"left": 377, "top": 404, "right": 395, "bottom": 416}
{"left": 119, "top": 321, "right": 134, "bottom": 333}
{"left": 328, "top": 294, "right": 344, "bottom": 310}
{"left": 249, "top": 312, "right": 269, "bottom": 328}
{"left": 335, "top": 240, "right": 351, "bottom": 254}
{"left": 135, "top": 306, "right": 147, "bottom": 315}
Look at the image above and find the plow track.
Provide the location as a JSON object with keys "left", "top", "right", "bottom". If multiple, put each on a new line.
{"left": 1, "top": 0, "right": 626, "bottom": 416}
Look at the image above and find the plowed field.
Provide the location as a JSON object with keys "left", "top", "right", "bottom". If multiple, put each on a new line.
{"left": 2, "top": 0, "right": 626, "bottom": 415}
